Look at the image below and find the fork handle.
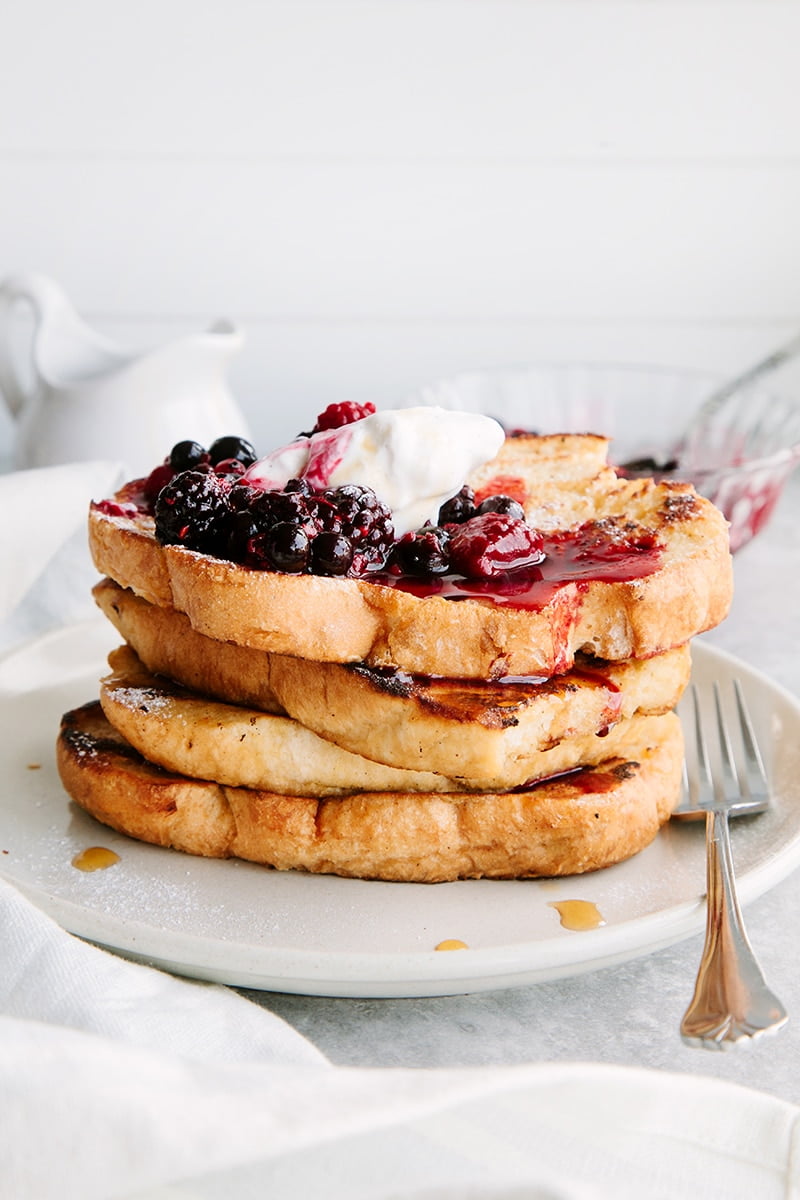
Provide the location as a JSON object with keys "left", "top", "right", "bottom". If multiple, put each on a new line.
{"left": 680, "top": 808, "right": 787, "bottom": 1048}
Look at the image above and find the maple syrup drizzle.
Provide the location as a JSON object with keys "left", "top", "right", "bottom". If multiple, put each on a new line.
{"left": 72, "top": 846, "right": 121, "bottom": 872}
{"left": 434, "top": 938, "right": 469, "bottom": 951}
{"left": 517, "top": 764, "right": 630, "bottom": 794}
{"left": 548, "top": 899, "right": 606, "bottom": 931}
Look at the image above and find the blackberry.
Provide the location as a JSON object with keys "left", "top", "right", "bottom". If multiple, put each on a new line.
{"left": 321, "top": 484, "right": 394, "bottom": 570}
{"left": 392, "top": 526, "right": 451, "bottom": 576}
{"left": 438, "top": 485, "right": 475, "bottom": 525}
{"left": 228, "top": 483, "right": 260, "bottom": 512}
{"left": 198, "top": 477, "right": 394, "bottom": 577}
{"left": 154, "top": 469, "right": 232, "bottom": 553}
{"left": 311, "top": 494, "right": 344, "bottom": 534}
{"left": 475, "top": 494, "right": 525, "bottom": 521}
{"left": 268, "top": 489, "right": 317, "bottom": 526}
{"left": 208, "top": 435, "right": 257, "bottom": 467}
{"left": 169, "top": 440, "right": 208, "bottom": 471}
{"left": 285, "top": 477, "right": 314, "bottom": 497}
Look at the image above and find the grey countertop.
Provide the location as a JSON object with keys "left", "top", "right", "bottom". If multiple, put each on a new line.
{"left": 244, "top": 476, "right": 800, "bottom": 1104}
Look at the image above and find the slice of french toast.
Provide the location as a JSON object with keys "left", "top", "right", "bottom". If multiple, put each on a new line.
{"left": 264, "top": 646, "right": 690, "bottom": 788}
{"left": 100, "top": 644, "right": 679, "bottom": 793}
{"left": 57, "top": 701, "right": 683, "bottom": 882}
{"left": 94, "top": 580, "right": 690, "bottom": 789}
{"left": 88, "top": 432, "right": 732, "bottom": 679}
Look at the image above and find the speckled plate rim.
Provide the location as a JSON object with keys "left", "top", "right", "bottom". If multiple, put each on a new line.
{"left": 2, "top": 620, "right": 800, "bottom": 998}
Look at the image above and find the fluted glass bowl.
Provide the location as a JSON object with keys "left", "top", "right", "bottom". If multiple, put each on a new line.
{"left": 406, "top": 364, "right": 800, "bottom": 552}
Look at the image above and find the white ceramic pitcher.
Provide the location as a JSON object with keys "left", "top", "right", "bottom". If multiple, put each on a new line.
{"left": 0, "top": 273, "right": 251, "bottom": 476}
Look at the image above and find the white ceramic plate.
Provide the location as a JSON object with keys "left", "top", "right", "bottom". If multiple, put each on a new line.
{"left": 2, "top": 620, "right": 800, "bottom": 998}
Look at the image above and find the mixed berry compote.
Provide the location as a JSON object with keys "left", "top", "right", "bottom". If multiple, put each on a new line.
{"left": 93, "top": 402, "right": 664, "bottom": 608}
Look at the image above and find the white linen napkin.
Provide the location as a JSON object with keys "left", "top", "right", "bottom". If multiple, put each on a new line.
{"left": 1, "top": 877, "right": 798, "bottom": 1200}
{"left": 2, "top": 878, "right": 799, "bottom": 1200}
{"left": 0, "top": 460, "right": 124, "bottom": 649}
{"left": 2, "top": 460, "right": 800, "bottom": 1200}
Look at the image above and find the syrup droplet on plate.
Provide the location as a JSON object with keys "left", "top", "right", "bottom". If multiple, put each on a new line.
{"left": 435, "top": 938, "right": 469, "bottom": 951}
{"left": 72, "top": 846, "right": 120, "bottom": 872}
{"left": 548, "top": 899, "right": 605, "bottom": 931}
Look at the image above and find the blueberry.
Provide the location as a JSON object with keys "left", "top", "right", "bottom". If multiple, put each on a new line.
{"left": 228, "top": 483, "right": 260, "bottom": 512}
{"left": 312, "top": 532, "right": 354, "bottom": 576}
{"left": 225, "top": 509, "right": 263, "bottom": 564}
{"left": 169, "top": 440, "right": 207, "bottom": 471}
{"left": 266, "top": 523, "right": 311, "bottom": 573}
{"left": 475, "top": 494, "right": 525, "bottom": 521}
{"left": 208, "top": 436, "right": 257, "bottom": 467}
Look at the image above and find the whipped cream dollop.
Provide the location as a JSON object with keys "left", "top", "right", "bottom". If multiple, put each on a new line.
{"left": 244, "top": 407, "right": 505, "bottom": 536}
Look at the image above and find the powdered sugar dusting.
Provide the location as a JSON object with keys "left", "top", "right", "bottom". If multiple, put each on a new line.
{"left": 106, "top": 685, "right": 171, "bottom": 714}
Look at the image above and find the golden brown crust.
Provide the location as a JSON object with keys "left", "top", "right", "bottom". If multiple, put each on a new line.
{"left": 88, "top": 433, "right": 733, "bottom": 678}
{"left": 57, "top": 701, "right": 236, "bottom": 858}
{"left": 88, "top": 510, "right": 173, "bottom": 608}
{"left": 58, "top": 702, "right": 684, "bottom": 882}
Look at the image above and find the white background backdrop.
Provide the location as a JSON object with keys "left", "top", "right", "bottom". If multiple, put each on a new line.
{"left": 2, "top": 0, "right": 799, "bottom": 453}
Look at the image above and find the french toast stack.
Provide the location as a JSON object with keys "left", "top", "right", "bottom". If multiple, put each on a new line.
{"left": 57, "top": 414, "right": 733, "bottom": 882}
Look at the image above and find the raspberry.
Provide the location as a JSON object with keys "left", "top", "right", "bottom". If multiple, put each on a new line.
{"left": 93, "top": 499, "right": 140, "bottom": 520}
{"left": 312, "top": 401, "right": 376, "bottom": 433}
{"left": 142, "top": 462, "right": 176, "bottom": 504}
{"left": 448, "top": 513, "right": 545, "bottom": 579}
{"left": 213, "top": 457, "right": 247, "bottom": 479}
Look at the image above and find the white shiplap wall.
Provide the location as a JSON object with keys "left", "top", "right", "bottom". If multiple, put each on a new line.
{"left": 1, "top": 0, "right": 799, "bottom": 451}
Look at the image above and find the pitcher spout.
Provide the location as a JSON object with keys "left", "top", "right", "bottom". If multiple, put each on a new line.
{"left": 0, "top": 273, "right": 130, "bottom": 409}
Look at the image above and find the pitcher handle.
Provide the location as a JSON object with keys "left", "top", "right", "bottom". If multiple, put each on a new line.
{"left": 0, "top": 273, "right": 70, "bottom": 418}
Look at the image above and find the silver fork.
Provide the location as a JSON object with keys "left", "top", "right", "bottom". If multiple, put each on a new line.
{"left": 678, "top": 679, "right": 788, "bottom": 1049}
